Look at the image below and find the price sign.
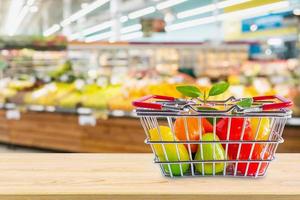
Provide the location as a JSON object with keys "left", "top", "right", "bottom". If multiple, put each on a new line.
{"left": 6, "top": 109, "right": 21, "bottom": 120}
{"left": 78, "top": 115, "right": 96, "bottom": 126}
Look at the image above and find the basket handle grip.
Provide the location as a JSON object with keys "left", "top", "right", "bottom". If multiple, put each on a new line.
{"left": 253, "top": 95, "right": 292, "bottom": 111}
{"left": 132, "top": 95, "right": 175, "bottom": 110}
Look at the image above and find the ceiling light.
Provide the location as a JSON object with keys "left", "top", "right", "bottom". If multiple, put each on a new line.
{"left": 218, "top": 1, "right": 289, "bottom": 20}
{"left": 121, "top": 31, "right": 143, "bottom": 41}
{"left": 82, "top": 21, "right": 111, "bottom": 36}
{"left": 166, "top": 16, "right": 216, "bottom": 31}
{"left": 168, "top": 1, "right": 289, "bottom": 32}
{"left": 85, "top": 31, "right": 112, "bottom": 42}
{"left": 4, "top": 0, "right": 24, "bottom": 34}
{"left": 69, "top": 23, "right": 141, "bottom": 41}
{"left": 120, "top": 16, "right": 128, "bottom": 23}
{"left": 8, "top": 5, "right": 30, "bottom": 35}
{"left": 68, "top": 20, "right": 111, "bottom": 40}
{"left": 177, "top": 4, "right": 215, "bottom": 18}
{"left": 60, "top": 0, "right": 110, "bottom": 27}
{"left": 128, "top": 6, "right": 156, "bottom": 19}
{"left": 43, "top": 24, "right": 61, "bottom": 36}
{"left": 121, "top": 24, "right": 142, "bottom": 34}
{"left": 156, "top": 0, "right": 186, "bottom": 10}
{"left": 293, "top": 8, "right": 300, "bottom": 15}
{"left": 177, "top": 0, "right": 249, "bottom": 19}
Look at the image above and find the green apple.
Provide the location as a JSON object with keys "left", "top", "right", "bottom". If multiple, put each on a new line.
{"left": 195, "top": 133, "right": 226, "bottom": 174}
{"left": 149, "top": 126, "right": 190, "bottom": 176}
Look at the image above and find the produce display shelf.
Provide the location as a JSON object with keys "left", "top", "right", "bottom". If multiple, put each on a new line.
{"left": 0, "top": 102, "right": 299, "bottom": 124}
{"left": 0, "top": 108, "right": 147, "bottom": 153}
{"left": 0, "top": 102, "right": 298, "bottom": 153}
{"left": 0, "top": 102, "right": 136, "bottom": 117}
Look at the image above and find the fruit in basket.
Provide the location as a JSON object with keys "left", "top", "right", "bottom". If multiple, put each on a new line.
{"left": 216, "top": 118, "right": 253, "bottom": 160}
{"left": 174, "top": 118, "right": 206, "bottom": 153}
{"left": 216, "top": 117, "right": 270, "bottom": 175}
{"left": 149, "top": 126, "right": 189, "bottom": 176}
{"left": 250, "top": 117, "right": 270, "bottom": 140}
{"left": 195, "top": 133, "right": 226, "bottom": 174}
{"left": 236, "top": 149, "right": 270, "bottom": 176}
{"left": 197, "top": 106, "right": 220, "bottom": 125}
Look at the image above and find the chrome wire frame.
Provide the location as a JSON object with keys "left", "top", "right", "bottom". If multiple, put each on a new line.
{"left": 139, "top": 115, "right": 289, "bottom": 178}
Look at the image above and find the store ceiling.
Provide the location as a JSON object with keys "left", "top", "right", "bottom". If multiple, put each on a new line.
{"left": 0, "top": 0, "right": 298, "bottom": 42}
{"left": 0, "top": 0, "right": 214, "bottom": 36}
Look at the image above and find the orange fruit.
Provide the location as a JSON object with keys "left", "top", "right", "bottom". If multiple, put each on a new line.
{"left": 174, "top": 118, "right": 205, "bottom": 153}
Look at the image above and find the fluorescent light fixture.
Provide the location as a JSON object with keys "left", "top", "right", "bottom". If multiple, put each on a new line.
{"left": 85, "top": 31, "right": 111, "bottom": 42}
{"left": 156, "top": 0, "right": 186, "bottom": 10}
{"left": 68, "top": 20, "right": 111, "bottom": 40}
{"left": 43, "top": 24, "right": 61, "bottom": 36}
{"left": 128, "top": 6, "right": 156, "bottom": 19}
{"left": 4, "top": 0, "right": 24, "bottom": 34}
{"left": 293, "top": 8, "right": 300, "bottom": 15}
{"left": 5, "top": 0, "right": 39, "bottom": 35}
{"left": 60, "top": 0, "right": 109, "bottom": 27}
{"left": 120, "top": 16, "right": 128, "bottom": 23}
{"left": 80, "top": 24, "right": 142, "bottom": 42}
{"left": 218, "top": 1, "right": 289, "bottom": 20}
{"left": 8, "top": 5, "right": 30, "bottom": 36}
{"left": 166, "top": 16, "right": 216, "bottom": 31}
{"left": 177, "top": 4, "right": 215, "bottom": 18}
{"left": 177, "top": 0, "right": 248, "bottom": 19}
{"left": 121, "top": 31, "right": 143, "bottom": 40}
{"left": 168, "top": 1, "right": 289, "bottom": 31}
{"left": 121, "top": 24, "right": 142, "bottom": 34}
{"left": 82, "top": 21, "right": 111, "bottom": 36}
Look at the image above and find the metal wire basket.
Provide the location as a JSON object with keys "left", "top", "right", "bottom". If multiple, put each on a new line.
{"left": 132, "top": 95, "right": 292, "bottom": 178}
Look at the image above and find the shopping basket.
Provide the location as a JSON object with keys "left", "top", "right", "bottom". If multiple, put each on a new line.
{"left": 132, "top": 95, "right": 292, "bottom": 178}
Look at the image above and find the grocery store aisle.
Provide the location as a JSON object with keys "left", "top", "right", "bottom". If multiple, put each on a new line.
{"left": 0, "top": 144, "right": 52, "bottom": 153}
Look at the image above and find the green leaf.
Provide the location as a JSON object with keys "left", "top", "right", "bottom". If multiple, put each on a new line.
{"left": 237, "top": 98, "right": 253, "bottom": 108}
{"left": 176, "top": 85, "right": 202, "bottom": 98}
{"left": 208, "top": 81, "right": 229, "bottom": 97}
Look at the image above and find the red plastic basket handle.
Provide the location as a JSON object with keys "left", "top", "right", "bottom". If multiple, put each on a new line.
{"left": 253, "top": 95, "right": 292, "bottom": 111}
{"left": 132, "top": 95, "right": 175, "bottom": 110}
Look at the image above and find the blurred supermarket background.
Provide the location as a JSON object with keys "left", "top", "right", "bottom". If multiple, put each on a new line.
{"left": 0, "top": 0, "right": 299, "bottom": 153}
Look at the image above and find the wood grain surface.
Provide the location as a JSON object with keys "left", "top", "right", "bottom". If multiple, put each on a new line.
{"left": 0, "top": 153, "right": 298, "bottom": 200}
{"left": 0, "top": 110, "right": 149, "bottom": 153}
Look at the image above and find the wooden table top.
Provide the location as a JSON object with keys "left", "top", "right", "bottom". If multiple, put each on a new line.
{"left": 0, "top": 153, "right": 299, "bottom": 200}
